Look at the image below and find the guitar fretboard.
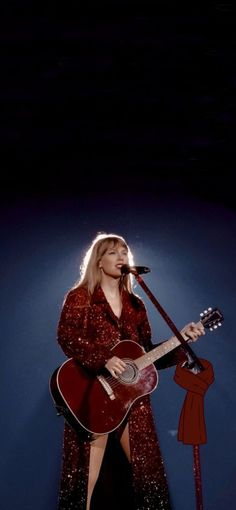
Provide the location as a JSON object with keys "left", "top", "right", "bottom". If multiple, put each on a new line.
{"left": 135, "top": 320, "right": 202, "bottom": 370}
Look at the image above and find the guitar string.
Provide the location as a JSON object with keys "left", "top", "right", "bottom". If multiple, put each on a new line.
{"left": 106, "top": 371, "right": 140, "bottom": 388}
{"left": 106, "top": 377, "right": 121, "bottom": 388}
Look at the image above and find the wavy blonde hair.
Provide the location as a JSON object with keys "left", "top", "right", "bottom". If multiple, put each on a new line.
{"left": 74, "top": 233, "right": 134, "bottom": 295}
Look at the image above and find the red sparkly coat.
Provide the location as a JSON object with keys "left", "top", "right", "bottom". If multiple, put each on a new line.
{"left": 57, "top": 285, "right": 186, "bottom": 510}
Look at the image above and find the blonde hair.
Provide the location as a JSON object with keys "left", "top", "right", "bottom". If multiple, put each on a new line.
{"left": 74, "top": 233, "right": 134, "bottom": 295}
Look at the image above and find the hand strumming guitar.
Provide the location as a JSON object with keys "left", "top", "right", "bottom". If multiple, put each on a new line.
{"left": 105, "top": 356, "right": 127, "bottom": 379}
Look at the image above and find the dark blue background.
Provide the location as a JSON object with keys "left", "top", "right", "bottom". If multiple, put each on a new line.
{"left": 0, "top": 2, "right": 235, "bottom": 509}
{"left": 1, "top": 192, "right": 235, "bottom": 510}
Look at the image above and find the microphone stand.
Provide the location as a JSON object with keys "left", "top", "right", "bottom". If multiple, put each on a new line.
{"left": 131, "top": 270, "right": 204, "bottom": 371}
{"left": 130, "top": 268, "right": 205, "bottom": 510}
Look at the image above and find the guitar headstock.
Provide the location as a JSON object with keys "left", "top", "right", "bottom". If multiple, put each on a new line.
{"left": 200, "top": 307, "right": 224, "bottom": 331}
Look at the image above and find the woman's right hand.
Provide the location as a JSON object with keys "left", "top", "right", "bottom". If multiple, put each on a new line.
{"left": 105, "top": 356, "right": 127, "bottom": 378}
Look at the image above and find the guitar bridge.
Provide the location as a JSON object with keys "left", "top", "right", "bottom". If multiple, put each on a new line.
{"left": 97, "top": 375, "right": 115, "bottom": 400}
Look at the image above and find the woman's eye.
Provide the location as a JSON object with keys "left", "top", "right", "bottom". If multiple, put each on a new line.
{"left": 107, "top": 250, "right": 127, "bottom": 256}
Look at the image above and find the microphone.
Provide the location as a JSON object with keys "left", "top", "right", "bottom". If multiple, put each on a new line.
{"left": 121, "top": 264, "right": 151, "bottom": 275}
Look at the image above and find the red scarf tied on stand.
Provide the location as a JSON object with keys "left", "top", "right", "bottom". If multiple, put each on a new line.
{"left": 174, "top": 358, "right": 214, "bottom": 444}
{"left": 174, "top": 358, "right": 214, "bottom": 510}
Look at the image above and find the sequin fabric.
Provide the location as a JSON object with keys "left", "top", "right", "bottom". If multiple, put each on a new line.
{"left": 57, "top": 285, "right": 186, "bottom": 510}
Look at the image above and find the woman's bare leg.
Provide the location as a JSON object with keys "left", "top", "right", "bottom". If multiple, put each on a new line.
{"left": 86, "top": 434, "right": 108, "bottom": 510}
{"left": 120, "top": 422, "right": 131, "bottom": 462}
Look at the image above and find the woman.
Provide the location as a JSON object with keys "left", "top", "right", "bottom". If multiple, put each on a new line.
{"left": 57, "top": 232, "right": 205, "bottom": 510}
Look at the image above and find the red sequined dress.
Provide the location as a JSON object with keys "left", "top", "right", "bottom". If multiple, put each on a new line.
{"left": 57, "top": 285, "right": 186, "bottom": 510}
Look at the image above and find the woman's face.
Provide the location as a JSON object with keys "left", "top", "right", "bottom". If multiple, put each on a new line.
{"left": 99, "top": 242, "right": 129, "bottom": 278}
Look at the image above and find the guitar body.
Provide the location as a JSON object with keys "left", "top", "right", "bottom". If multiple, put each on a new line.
{"left": 50, "top": 340, "right": 158, "bottom": 435}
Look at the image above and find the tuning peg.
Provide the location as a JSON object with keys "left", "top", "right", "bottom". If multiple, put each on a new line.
{"left": 208, "top": 307, "right": 212, "bottom": 311}
{"left": 204, "top": 309, "right": 208, "bottom": 314}
{"left": 213, "top": 325, "right": 218, "bottom": 329}
{"left": 210, "top": 327, "right": 214, "bottom": 331}
{"left": 200, "top": 312, "right": 204, "bottom": 317}
{"left": 218, "top": 322, "right": 222, "bottom": 326}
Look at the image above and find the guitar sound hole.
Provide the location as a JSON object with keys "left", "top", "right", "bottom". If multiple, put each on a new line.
{"left": 119, "top": 360, "right": 139, "bottom": 384}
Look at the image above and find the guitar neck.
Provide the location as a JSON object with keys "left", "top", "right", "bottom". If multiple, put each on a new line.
{"left": 135, "top": 320, "right": 202, "bottom": 370}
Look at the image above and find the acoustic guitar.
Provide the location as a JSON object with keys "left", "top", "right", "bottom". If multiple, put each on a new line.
{"left": 50, "top": 307, "right": 223, "bottom": 437}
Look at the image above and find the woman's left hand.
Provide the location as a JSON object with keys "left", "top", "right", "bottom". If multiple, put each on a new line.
{"left": 180, "top": 322, "right": 205, "bottom": 342}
